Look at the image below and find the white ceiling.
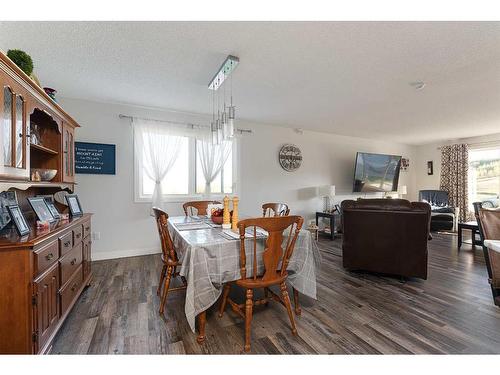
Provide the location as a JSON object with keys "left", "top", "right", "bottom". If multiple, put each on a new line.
{"left": 1, "top": 21, "right": 499, "bottom": 145}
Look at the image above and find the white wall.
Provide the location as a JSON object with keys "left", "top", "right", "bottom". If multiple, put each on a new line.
{"left": 59, "top": 97, "right": 417, "bottom": 261}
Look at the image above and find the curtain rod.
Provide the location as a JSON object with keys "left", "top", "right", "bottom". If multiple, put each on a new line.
{"left": 118, "top": 114, "right": 253, "bottom": 134}
{"left": 437, "top": 139, "right": 500, "bottom": 150}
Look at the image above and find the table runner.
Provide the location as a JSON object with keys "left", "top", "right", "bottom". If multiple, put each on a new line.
{"left": 167, "top": 216, "right": 322, "bottom": 332}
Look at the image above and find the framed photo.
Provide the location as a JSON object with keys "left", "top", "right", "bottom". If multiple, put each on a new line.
{"left": 0, "top": 191, "right": 18, "bottom": 230}
{"left": 427, "top": 161, "right": 434, "bottom": 175}
{"left": 36, "top": 194, "right": 54, "bottom": 203}
{"left": 65, "top": 194, "right": 83, "bottom": 217}
{"left": 45, "top": 199, "right": 60, "bottom": 220}
{"left": 27, "top": 197, "right": 56, "bottom": 223}
{"left": 7, "top": 205, "right": 30, "bottom": 236}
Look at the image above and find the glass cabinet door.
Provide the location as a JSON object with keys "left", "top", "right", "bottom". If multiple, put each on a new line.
{"left": 1, "top": 85, "right": 29, "bottom": 178}
{"left": 62, "top": 123, "right": 75, "bottom": 182}
{"left": 3, "top": 86, "right": 12, "bottom": 167}
{"left": 15, "top": 95, "right": 25, "bottom": 168}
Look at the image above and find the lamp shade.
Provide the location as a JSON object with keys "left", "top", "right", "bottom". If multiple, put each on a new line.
{"left": 318, "top": 185, "right": 336, "bottom": 197}
{"left": 398, "top": 185, "right": 407, "bottom": 195}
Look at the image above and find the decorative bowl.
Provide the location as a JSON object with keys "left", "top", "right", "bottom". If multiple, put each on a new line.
{"left": 211, "top": 215, "right": 223, "bottom": 225}
{"left": 32, "top": 168, "right": 57, "bottom": 181}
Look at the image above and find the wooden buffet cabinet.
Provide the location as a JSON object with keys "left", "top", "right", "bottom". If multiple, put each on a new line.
{"left": 0, "top": 51, "right": 92, "bottom": 353}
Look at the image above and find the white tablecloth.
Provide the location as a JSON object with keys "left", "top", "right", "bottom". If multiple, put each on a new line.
{"left": 167, "top": 216, "right": 321, "bottom": 332}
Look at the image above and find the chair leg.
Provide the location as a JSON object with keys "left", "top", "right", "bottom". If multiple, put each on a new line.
{"left": 244, "top": 289, "right": 253, "bottom": 353}
{"left": 264, "top": 287, "right": 270, "bottom": 305}
{"left": 218, "top": 284, "right": 231, "bottom": 318}
{"left": 159, "top": 265, "right": 173, "bottom": 316}
{"left": 157, "top": 264, "right": 167, "bottom": 296}
{"left": 281, "top": 283, "right": 297, "bottom": 335}
{"left": 293, "top": 288, "right": 301, "bottom": 316}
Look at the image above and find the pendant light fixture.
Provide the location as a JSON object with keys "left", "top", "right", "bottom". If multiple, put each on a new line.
{"left": 208, "top": 55, "right": 239, "bottom": 144}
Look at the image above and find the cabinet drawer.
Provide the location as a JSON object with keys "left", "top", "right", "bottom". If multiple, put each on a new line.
{"left": 34, "top": 241, "right": 59, "bottom": 276}
{"left": 83, "top": 220, "right": 91, "bottom": 239}
{"left": 73, "top": 225, "right": 83, "bottom": 245}
{"left": 59, "top": 242, "right": 83, "bottom": 286}
{"left": 60, "top": 265, "right": 83, "bottom": 317}
{"left": 59, "top": 231, "right": 73, "bottom": 256}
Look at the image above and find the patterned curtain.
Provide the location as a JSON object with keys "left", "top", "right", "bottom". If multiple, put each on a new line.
{"left": 439, "top": 144, "right": 470, "bottom": 222}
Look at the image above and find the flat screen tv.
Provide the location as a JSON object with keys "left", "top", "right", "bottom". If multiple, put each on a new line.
{"left": 353, "top": 152, "right": 402, "bottom": 193}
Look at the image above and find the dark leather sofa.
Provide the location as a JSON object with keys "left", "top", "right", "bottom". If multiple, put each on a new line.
{"left": 341, "top": 198, "right": 431, "bottom": 279}
{"left": 419, "top": 190, "right": 458, "bottom": 232}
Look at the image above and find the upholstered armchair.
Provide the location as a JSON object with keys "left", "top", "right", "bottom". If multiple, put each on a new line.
{"left": 341, "top": 198, "right": 431, "bottom": 279}
{"left": 419, "top": 190, "right": 459, "bottom": 232}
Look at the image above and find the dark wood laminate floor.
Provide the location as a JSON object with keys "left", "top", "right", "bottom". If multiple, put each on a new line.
{"left": 51, "top": 233, "right": 500, "bottom": 354}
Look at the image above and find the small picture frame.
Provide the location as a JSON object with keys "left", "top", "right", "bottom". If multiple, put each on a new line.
{"left": 27, "top": 197, "right": 56, "bottom": 223}
{"left": 65, "top": 194, "right": 83, "bottom": 217}
{"left": 7, "top": 204, "right": 30, "bottom": 236}
{"left": 427, "top": 161, "right": 434, "bottom": 175}
{"left": 36, "top": 194, "right": 54, "bottom": 203}
{"left": 45, "top": 199, "right": 60, "bottom": 220}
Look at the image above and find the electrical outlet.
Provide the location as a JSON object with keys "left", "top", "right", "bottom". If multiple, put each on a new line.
{"left": 92, "top": 231, "right": 101, "bottom": 241}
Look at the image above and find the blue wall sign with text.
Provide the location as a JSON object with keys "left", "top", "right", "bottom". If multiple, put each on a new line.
{"left": 75, "top": 142, "right": 116, "bottom": 175}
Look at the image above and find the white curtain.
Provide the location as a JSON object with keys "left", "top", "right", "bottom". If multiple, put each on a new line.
{"left": 133, "top": 118, "right": 184, "bottom": 213}
{"left": 197, "top": 139, "right": 232, "bottom": 194}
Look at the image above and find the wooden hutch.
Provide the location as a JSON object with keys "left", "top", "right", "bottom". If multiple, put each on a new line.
{"left": 0, "top": 51, "right": 92, "bottom": 353}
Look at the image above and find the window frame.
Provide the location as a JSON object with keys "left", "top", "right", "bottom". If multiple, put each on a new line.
{"left": 134, "top": 132, "right": 238, "bottom": 203}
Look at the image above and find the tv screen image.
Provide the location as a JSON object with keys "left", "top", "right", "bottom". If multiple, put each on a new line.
{"left": 353, "top": 152, "right": 402, "bottom": 193}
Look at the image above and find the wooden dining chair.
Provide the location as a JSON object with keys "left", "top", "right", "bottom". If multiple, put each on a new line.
{"left": 262, "top": 202, "right": 290, "bottom": 217}
{"left": 476, "top": 206, "right": 500, "bottom": 306}
{"left": 218, "top": 215, "right": 304, "bottom": 352}
{"left": 152, "top": 207, "right": 187, "bottom": 316}
{"left": 183, "top": 200, "right": 221, "bottom": 216}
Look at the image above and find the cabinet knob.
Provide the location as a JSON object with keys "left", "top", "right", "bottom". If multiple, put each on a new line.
{"left": 70, "top": 258, "right": 77, "bottom": 265}
{"left": 64, "top": 240, "right": 71, "bottom": 247}
{"left": 45, "top": 253, "right": 54, "bottom": 261}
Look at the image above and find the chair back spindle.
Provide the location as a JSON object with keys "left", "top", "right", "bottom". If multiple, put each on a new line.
{"left": 262, "top": 203, "right": 290, "bottom": 217}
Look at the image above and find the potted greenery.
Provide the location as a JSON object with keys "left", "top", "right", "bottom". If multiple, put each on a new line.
{"left": 6, "top": 49, "right": 41, "bottom": 87}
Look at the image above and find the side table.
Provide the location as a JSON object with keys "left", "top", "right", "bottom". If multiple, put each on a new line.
{"left": 316, "top": 211, "right": 337, "bottom": 240}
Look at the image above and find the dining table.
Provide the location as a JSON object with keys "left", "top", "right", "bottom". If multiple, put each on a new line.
{"left": 166, "top": 215, "right": 322, "bottom": 343}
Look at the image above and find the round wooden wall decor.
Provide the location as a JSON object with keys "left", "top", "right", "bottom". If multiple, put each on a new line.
{"left": 279, "top": 144, "right": 302, "bottom": 172}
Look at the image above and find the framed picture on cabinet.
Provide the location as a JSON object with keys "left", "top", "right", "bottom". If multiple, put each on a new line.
{"left": 0, "top": 190, "right": 18, "bottom": 231}
{"left": 27, "top": 197, "right": 56, "bottom": 223}
{"left": 65, "top": 194, "right": 83, "bottom": 217}
{"left": 36, "top": 195, "right": 60, "bottom": 219}
{"left": 7, "top": 204, "right": 30, "bottom": 236}
{"left": 46, "top": 199, "right": 60, "bottom": 220}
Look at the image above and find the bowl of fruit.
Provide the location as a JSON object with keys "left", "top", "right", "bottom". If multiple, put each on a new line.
{"left": 211, "top": 208, "right": 224, "bottom": 225}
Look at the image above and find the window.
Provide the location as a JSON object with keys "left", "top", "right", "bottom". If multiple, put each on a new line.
{"left": 468, "top": 148, "right": 500, "bottom": 209}
{"left": 134, "top": 120, "right": 236, "bottom": 202}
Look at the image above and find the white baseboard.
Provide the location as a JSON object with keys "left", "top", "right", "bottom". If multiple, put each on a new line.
{"left": 91, "top": 246, "right": 161, "bottom": 261}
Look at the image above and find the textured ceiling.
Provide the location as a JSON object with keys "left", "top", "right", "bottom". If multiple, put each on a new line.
{"left": 1, "top": 21, "right": 499, "bottom": 145}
